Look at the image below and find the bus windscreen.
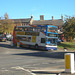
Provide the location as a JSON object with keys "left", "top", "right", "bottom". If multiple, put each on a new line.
{"left": 48, "top": 27, "right": 57, "bottom": 33}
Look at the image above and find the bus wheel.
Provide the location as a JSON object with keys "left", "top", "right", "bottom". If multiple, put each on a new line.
{"left": 35, "top": 44, "right": 38, "bottom": 49}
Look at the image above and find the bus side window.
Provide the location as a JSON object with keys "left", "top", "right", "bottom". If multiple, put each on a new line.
{"left": 37, "top": 28, "right": 41, "bottom": 32}
{"left": 30, "top": 28, "right": 33, "bottom": 31}
{"left": 28, "top": 37, "right": 31, "bottom": 42}
{"left": 24, "top": 28, "right": 27, "bottom": 31}
{"left": 20, "top": 27, "right": 22, "bottom": 31}
{"left": 25, "top": 37, "right": 31, "bottom": 42}
{"left": 41, "top": 27, "right": 46, "bottom": 32}
{"left": 15, "top": 27, "right": 19, "bottom": 31}
{"left": 33, "top": 28, "right": 35, "bottom": 32}
{"left": 28, "top": 28, "right": 30, "bottom": 31}
{"left": 22, "top": 27, "right": 25, "bottom": 31}
{"left": 35, "top": 28, "right": 37, "bottom": 32}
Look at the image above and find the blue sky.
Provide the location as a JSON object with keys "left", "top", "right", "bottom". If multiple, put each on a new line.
{"left": 0, "top": 0, "right": 75, "bottom": 20}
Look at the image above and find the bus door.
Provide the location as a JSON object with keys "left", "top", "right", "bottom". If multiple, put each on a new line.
{"left": 40, "top": 38, "right": 46, "bottom": 46}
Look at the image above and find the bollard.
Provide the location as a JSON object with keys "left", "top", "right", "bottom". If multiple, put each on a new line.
{"left": 11, "top": 41, "right": 13, "bottom": 46}
{"left": 17, "top": 42, "right": 20, "bottom": 48}
{"left": 65, "top": 53, "right": 75, "bottom": 74}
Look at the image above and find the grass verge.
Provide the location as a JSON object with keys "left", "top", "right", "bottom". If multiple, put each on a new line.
{"left": 57, "top": 42, "right": 75, "bottom": 50}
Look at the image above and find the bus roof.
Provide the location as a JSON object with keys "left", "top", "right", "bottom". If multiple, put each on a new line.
{"left": 47, "top": 25, "right": 57, "bottom": 28}
{"left": 16, "top": 25, "right": 31, "bottom": 27}
{"left": 15, "top": 25, "right": 57, "bottom": 28}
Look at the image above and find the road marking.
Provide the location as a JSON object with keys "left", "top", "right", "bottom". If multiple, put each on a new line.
{"left": 1, "top": 70, "right": 9, "bottom": 72}
{"left": 1, "top": 68, "right": 9, "bottom": 72}
{"left": 31, "top": 69, "right": 64, "bottom": 72}
{"left": 11, "top": 66, "right": 36, "bottom": 75}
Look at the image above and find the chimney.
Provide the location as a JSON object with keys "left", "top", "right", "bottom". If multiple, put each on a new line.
{"left": 61, "top": 15, "right": 63, "bottom": 20}
{"left": 40, "top": 15, "right": 44, "bottom": 20}
{"left": 52, "top": 16, "right": 53, "bottom": 20}
{"left": 31, "top": 14, "right": 33, "bottom": 20}
{"left": 30, "top": 14, "right": 33, "bottom": 25}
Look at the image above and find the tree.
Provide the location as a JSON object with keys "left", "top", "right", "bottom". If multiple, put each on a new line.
{"left": 0, "top": 20, "right": 2, "bottom": 33}
{"left": 4, "top": 12, "right": 9, "bottom": 19}
{"left": 1, "top": 19, "right": 14, "bottom": 34}
{"left": 63, "top": 16, "right": 75, "bottom": 42}
{"left": 0, "top": 13, "right": 15, "bottom": 34}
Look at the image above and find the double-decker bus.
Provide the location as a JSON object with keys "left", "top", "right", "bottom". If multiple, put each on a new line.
{"left": 13, "top": 25, "right": 58, "bottom": 50}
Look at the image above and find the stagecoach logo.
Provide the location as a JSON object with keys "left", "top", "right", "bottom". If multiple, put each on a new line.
{"left": 16, "top": 32, "right": 25, "bottom": 35}
{"left": 32, "top": 36, "right": 36, "bottom": 43}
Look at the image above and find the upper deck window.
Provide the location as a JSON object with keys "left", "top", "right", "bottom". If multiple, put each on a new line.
{"left": 41, "top": 27, "right": 46, "bottom": 32}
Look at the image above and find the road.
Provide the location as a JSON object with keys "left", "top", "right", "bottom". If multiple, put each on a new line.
{"left": 0, "top": 41, "right": 75, "bottom": 75}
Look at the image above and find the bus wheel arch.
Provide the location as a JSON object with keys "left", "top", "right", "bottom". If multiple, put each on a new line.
{"left": 35, "top": 44, "right": 38, "bottom": 49}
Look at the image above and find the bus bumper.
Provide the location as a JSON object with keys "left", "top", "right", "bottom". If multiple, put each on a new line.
{"left": 38, "top": 46, "right": 57, "bottom": 51}
{"left": 45, "top": 47, "right": 57, "bottom": 51}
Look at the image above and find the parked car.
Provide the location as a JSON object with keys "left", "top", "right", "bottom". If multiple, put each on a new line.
{"left": 57, "top": 39, "right": 64, "bottom": 44}
{"left": 6, "top": 34, "right": 12, "bottom": 41}
{"left": 57, "top": 39, "right": 61, "bottom": 43}
{"left": 0, "top": 36, "right": 6, "bottom": 42}
{"left": 8, "top": 36, "right": 13, "bottom": 41}
{"left": 61, "top": 39, "right": 64, "bottom": 42}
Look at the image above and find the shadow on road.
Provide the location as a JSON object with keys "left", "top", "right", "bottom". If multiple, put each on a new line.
{"left": 0, "top": 42, "right": 75, "bottom": 59}
{"left": 12, "top": 51, "right": 75, "bottom": 59}
{"left": 0, "top": 42, "right": 46, "bottom": 51}
{"left": 32, "top": 71, "right": 60, "bottom": 75}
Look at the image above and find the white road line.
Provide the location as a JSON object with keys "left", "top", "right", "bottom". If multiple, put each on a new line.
{"left": 11, "top": 66, "right": 36, "bottom": 75}
{"left": 31, "top": 69, "right": 65, "bottom": 72}
{"left": 1, "top": 68, "right": 9, "bottom": 72}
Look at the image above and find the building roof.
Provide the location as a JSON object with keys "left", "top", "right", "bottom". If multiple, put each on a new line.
{"left": 31, "top": 19, "right": 63, "bottom": 26}
{"left": 12, "top": 18, "right": 31, "bottom": 23}
{"left": 0, "top": 18, "right": 31, "bottom": 23}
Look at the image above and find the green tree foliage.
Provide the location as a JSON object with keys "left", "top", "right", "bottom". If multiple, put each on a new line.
{"left": 0, "top": 13, "right": 15, "bottom": 34}
{"left": 1, "top": 19, "right": 14, "bottom": 34}
{"left": 63, "top": 16, "right": 75, "bottom": 41}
